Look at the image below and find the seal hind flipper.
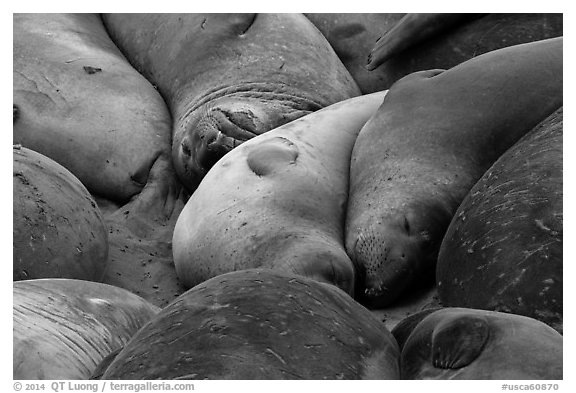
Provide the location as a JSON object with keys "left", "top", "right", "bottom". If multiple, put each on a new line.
{"left": 431, "top": 315, "right": 490, "bottom": 369}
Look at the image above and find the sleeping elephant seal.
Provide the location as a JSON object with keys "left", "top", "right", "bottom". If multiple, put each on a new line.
{"left": 437, "top": 108, "right": 563, "bottom": 333}
{"left": 364, "top": 14, "right": 562, "bottom": 88}
{"left": 392, "top": 308, "right": 562, "bottom": 379}
{"left": 13, "top": 13, "right": 173, "bottom": 203}
{"left": 101, "top": 269, "right": 400, "bottom": 380}
{"left": 173, "top": 91, "right": 387, "bottom": 295}
{"left": 345, "top": 37, "right": 563, "bottom": 308}
{"left": 13, "top": 279, "right": 160, "bottom": 379}
{"left": 102, "top": 13, "right": 361, "bottom": 191}
{"left": 13, "top": 145, "right": 108, "bottom": 282}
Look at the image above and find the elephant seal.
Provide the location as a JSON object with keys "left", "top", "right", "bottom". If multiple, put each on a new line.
{"left": 13, "top": 279, "right": 160, "bottom": 379}
{"left": 101, "top": 269, "right": 400, "bottom": 380}
{"left": 102, "top": 13, "right": 361, "bottom": 191}
{"left": 99, "top": 186, "right": 188, "bottom": 308}
{"left": 393, "top": 308, "right": 562, "bottom": 379}
{"left": 13, "top": 145, "right": 108, "bottom": 282}
{"left": 345, "top": 37, "right": 563, "bottom": 308}
{"left": 437, "top": 108, "right": 563, "bottom": 333}
{"left": 13, "top": 13, "right": 174, "bottom": 203}
{"left": 173, "top": 91, "right": 387, "bottom": 295}
{"left": 363, "top": 13, "right": 562, "bottom": 90}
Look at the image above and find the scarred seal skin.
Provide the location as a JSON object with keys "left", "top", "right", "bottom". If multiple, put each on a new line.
{"left": 173, "top": 92, "right": 387, "bottom": 295}
{"left": 13, "top": 279, "right": 160, "bottom": 380}
{"left": 102, "top": 13, "right": 361, "bottom": 191}
{"left": 13, "top": 13, "right": 173, "bottom": 203}
{"left": 13, "top": 146, "right": 108, "bottom": 282}
{"left": 101, "top": 269, "right": 400, "bottom": 380}
{"left": 345, "top": 37, "right": 563, "bottom": 308}
{"left": 437, "top": 108, "right": 563, "bottom": 333}
{"left": 392, "top": 308, "right": 562, "bottom": 379}
{"left": 363, "top": 13, "right": 562, "bottom": 90}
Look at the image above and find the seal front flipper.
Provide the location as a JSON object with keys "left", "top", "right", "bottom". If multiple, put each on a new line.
{"left": 366, "top": 13, "right": 486, "bottom": 70}
{"left": 430, "top": 315, "right": 490, "bottom": 369}
{"left": 103, "top": 13, "right": 360, "bottom": 193}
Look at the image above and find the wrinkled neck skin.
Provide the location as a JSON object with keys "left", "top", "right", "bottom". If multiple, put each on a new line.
{"left": 103, "top": 13, "right": 359, "bottom": 191}
{"left": 172, "top": 80, "right": 339, "bottom": 192}
{"left": 167, "top": 37, "right": 357, "bottom": 192}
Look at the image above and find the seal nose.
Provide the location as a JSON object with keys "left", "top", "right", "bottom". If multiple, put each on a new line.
{"left": 173, "top": 97, "right": 312, "bottom": 191}
{"left": 352, "top": 221, "right": 418, "bottom": 308}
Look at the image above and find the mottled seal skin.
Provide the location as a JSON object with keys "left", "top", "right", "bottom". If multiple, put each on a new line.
{"left": 101, "top": 269, "right": 400, "bottom": 380}
{"left": 102, "top": 13, "right": 361, "bottom": 192}
{"left": 13, "top": 13, "right": 173, "bottom": 203}
{"left": 305, "top": 13, "right": 405, "bottom": 93}
{"left": 345, "top": 38, "right": 562, "bottom": 308}
{"left": 437, "top": 108, "right": 563, "bottom": 333}
{"left": 394, "top": 308, "right": 562, "bottom": 379}
{"left": 173, "top": 92, "right": 387, "bottom": 295}
{"left": 13, "top": 279, "right": 160, "bottom": 380}
{"left": 365, "top": 13, "right": 562, "bottom": 89}
{"left": 13, "top": 146, "right": 108, "bottom": 282}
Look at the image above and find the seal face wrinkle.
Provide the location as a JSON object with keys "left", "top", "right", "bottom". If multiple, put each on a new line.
{"left": 172, "top": 92, "right": 387, "bottom": 294}
{"left": 102, "top": 13, "right": 360, "bottom": 192}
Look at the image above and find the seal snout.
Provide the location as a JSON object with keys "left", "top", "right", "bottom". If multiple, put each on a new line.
{"left": 351, "top": 205, "right": 451, "bottom": 307}
{"left": 174, "top": 96, "right": 315, "bottom": 190}
{"left": 352, "top": 215, "right": 429, "bottom": 308}
{"left": 174, "top": 101, "right": 268, "bottom": 190}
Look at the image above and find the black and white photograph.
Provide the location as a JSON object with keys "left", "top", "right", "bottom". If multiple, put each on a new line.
{"left": 8, "top": 3, "right": 570, "bottom": 390}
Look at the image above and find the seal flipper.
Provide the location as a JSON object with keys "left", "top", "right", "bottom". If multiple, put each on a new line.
{"left": 246, "top": 137, "right": 299, "bottom": 177}
{"left": 392, "top": 308, "right": 443, "bottom": 350}
{"left": 431, "top": 315, "right": 490, "bottom": 369}
{"left": 366, "top": 13, "right": 487, "bottom": 70}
